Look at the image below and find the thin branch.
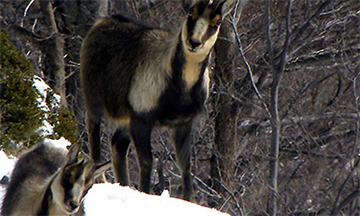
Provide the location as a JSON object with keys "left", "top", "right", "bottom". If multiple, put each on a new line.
{"left": 265, "top": 0, "right": 276, "bottom": 72}
{"left": 191, "top": 173, "right": 223, "bottom": 199}
{"left": 230, "top": 17, "right": 272, "bottom": 120}
{"left": 292, "top": 0, "right": 335, "bottom": 43}
{"left": 281, "top": 72, "right": 337, "bottom": 120}
{"left": 128, "top": 0, "right": 141, "bottom": 18}
{"left": 217, "top": 180, "right": 243, "bottom": 216}
{"left": 330, "top": 159, "right": 360, "bottom": 215}
{"left": 278, "top": 0, "right": 292, "bottom": 75}
{"left": 239, "top": 112, "right": 360, "bottom": 130}
{"left": 21, "top": 0, "right": 35, "bottom": 27}
{"left": 278, "top": 159, "right": 306, "bottom": 189}
{"left": 38, "top": 0, "right": 59, "bottom": 33}
{"left": 267, "top": 1, "right": 293, "bottom": 215}
{"left": 11, "top": 24, "right": 41, "bottom": 41}
{"left": 165, "top": 166, "right": 223, "bottom": 199}
{"left": 288, "top": 47, "right": 360, "bottom": 67}
{"left": 336, "top": 189, "right": 360, "bottom": 214}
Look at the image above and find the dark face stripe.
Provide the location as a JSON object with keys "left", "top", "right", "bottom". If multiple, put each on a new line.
{"left": 61, "top": 168, "right": 75, "bottom": 202}
{"left": 186, "top": 16, "right": 197, "bottom": 39}
{"left": 186, "top": 2, "right": 222, "bottom": 44}
{"left": 196, "top": 2, "right": 207, "bottom": 16}
{"left": 187, "top": 2, "right": 207, "bottom": 39}
{"left": 61, "top": 160, "right": 95, "bottom": 207}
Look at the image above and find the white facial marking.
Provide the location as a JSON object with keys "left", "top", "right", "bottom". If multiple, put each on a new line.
{"left": 191, "top": 17, "right": 208, "bottom": 46}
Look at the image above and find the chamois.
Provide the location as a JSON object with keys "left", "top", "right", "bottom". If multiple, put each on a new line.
{"left": 0, "top": 141, "right": 110, "bottom": 215}
{"left": 80, "top": 0, "right": 236, "bottom": 201}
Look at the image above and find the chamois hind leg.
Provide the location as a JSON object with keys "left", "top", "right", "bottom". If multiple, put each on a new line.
{"left": 86, "top": 106, "right": 105, "bottom": 182}
{"left": 130, "top": 115, "right": 153, "bottom": 194}
{"left": 86, "top": 111, "right": 102, "bottom": 164}
{"left": 111, "top": 127, "right": 131, "bottom": 185}
{"left": 174, "top": 122, "right": 194, "bottom": 201}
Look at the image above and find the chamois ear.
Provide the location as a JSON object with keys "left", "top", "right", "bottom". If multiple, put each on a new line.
{"left": 94, "top": 160, "right": 112, "bottom": 178}
{"left": 219, "top": 0, "right": 236, "bottom": 18}
{"left": 65, "top": 142, "right": 81, "bottom": 166}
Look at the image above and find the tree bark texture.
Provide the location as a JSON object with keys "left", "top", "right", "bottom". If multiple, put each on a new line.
{"left": 38, "top": 0, "right": 67, "bottom": 107}
{"left": 211, "top": 0, "right": 247, "bottom": 194}
{"left": 266, "top": 0, "right": 292, "bottom": 214}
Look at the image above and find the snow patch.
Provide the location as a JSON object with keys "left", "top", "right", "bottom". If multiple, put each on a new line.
{"left": 32, "top": 75, "right": 61, "bottom": 137}
{"left": 43, "top": 137, "right": 71, "bottom": 150}
{"left": 37, "top": 120, "right": 54, "bottom": 136}
{"left": 0, "top": 138, "right": 229, "bottom": 216}
{"left": 84, "top": 183, "right": 229, "bottom": 216}
{"left": 0, "top": 151, "right": 15, "bottom": 180}
{"left": 33, "top": 75, "right": 49, "bottom": 99}
{"left": 0, "top": 151, "right": 16, "bottom": 208}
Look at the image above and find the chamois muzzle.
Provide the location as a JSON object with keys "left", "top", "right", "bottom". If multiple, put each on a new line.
{"left": 66, "top": 200, "right": 80, "bottom": 212}
{"left": 188, "top": 38, "right": 202, "bottom": 51}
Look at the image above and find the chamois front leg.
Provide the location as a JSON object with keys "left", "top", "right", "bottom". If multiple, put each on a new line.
{"left": 131, "top": 115, "right": 153, "bottom": 194}
{"left": 111, "top": 127, "right": 131, "bottom": 185}
{"left": 174, "top": 121, "right": 194, "bottom": 201}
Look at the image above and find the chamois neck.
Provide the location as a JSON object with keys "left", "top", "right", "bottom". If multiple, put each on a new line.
{"left": 49, "top": 173, "right": 70, "bottom": 216}
{"left": 37, "top": 184, "right": 53, "bottom": 215}
{"left": 49, "top": 204, "right": 68, "bottom": 216}
{"left": 36, "top": 173, "right": 69, "bottom": 216}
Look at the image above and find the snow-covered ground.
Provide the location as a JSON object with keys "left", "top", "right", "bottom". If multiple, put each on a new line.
{"left": 0, "top": 139, "right": 229, "bottom": 216}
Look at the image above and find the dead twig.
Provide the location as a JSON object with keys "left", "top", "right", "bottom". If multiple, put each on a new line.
{"left": 330, "top": 158, "right": 360, "bottom": 215}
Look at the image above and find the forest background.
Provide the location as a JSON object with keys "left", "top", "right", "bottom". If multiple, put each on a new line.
{"left": 0, "top": 0, "right": 359, "bottom": 215}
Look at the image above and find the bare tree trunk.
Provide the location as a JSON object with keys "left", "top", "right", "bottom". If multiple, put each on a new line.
{"left": 97, "top": 0, "right": 109, "bottom": 18}
{"left": 265, "top": 0, "right": 292, "bottom": 215}
{"left": 38, "top": 0, "right": 67, "bottom": 107}
{"left": 62, "top": 0, "right": 111, "bottom": 154}
{"left": 211, "top": 0, "right": 248, "bottom": 198}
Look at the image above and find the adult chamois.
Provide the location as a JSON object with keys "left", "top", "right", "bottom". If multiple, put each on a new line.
{"left": 81, "top": 0, "right": 236, "bottom": 201}
{"left": 1, "top": 141, "right": 110, "bottom": 215}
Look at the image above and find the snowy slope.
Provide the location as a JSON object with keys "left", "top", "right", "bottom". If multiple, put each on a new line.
{"left": 85, "top": 184, "right": 228, "bottom": 216}
{"left": 0, "top": 139, "right": 229, "bottom": 216}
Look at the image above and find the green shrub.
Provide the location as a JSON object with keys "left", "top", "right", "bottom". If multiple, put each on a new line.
{"left": 0, "top": 30, "right": 78, "bottom": 155}
{"left": 0, "top": 29, "right": 44, "bottom": 155}
{"left": 46, "top": 93, "right": 78, "bottom": 144}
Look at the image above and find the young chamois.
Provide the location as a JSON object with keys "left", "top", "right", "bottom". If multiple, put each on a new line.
{"left": 80, "top": 0, "right": 236, "bottom": 201}
{"left": 0, "top": 141, "right": 110, "bottom": 215}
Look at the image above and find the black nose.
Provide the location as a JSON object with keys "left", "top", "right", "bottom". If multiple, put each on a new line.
{"left": 69, "top": 201, "right": 79, "bottom": 210}
{"left": 189, "top": 38, "right": 201, "bottom": 49}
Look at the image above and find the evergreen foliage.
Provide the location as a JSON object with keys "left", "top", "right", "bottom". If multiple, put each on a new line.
{"left": 0, "top": 29, "right": 43, "bottom": 154}
{"left": 0, "top": 30, "right": 77, "bottom": 155}
{"left": 47, "top": 104, "right": 78, "bottom": 144}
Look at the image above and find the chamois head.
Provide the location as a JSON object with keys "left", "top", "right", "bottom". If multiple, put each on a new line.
{"left": 52, "top": 143, "right": 110, "bottom": 214}
{"left": 182, "top": 0, "right": 236, "bottom": 54}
